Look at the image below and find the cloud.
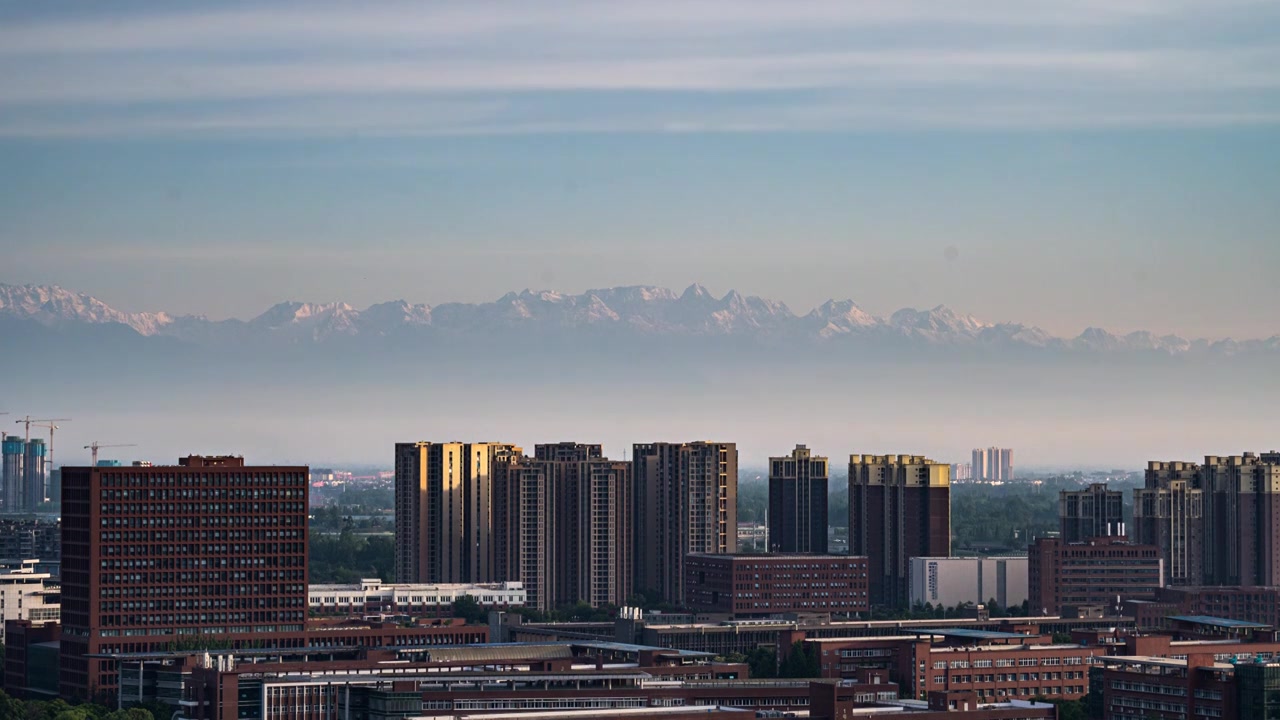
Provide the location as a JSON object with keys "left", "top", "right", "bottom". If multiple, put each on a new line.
{"left": 0, "top": 0, "right": 1277, "bottom": 136}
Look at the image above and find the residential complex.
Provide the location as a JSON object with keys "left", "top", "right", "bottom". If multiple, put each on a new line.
{"left": 683, "top": 553, "right": 869, "bottom": 617}
{"left": 767, "top": 444, "right": 828, "bottom": 553}
{"left": 849, "top": 454, "right": 950, "bottom": 606}
{"left": 1059, "top": 482, "right": 1125, "bottom": 543}
{"left": 971, "top": 448, "right": 1013, "bottom": 482}
{"left": 1134, "top": 461, "right": 1205, "bottom": 586}
{"left": 633, "top": 441, "right": 738, "bottom": 604}
{"left": 909, "top": 556, "right": 1028, "bottom": 610}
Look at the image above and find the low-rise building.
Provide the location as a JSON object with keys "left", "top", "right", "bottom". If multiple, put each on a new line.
{"left": 0, "top": 559, "right": 59, "bottom": 645}
{"left": 1028, "top": 536, "right": 1164, "bottom": 615}
{"left": 1128, "top": 586, "right": 1280, "bottom": 631}
{"left": 683, "top": 554, "right": 869, "bottom": 618}
{"left": 909, "top": 556, "right": 1028, "bottom": 610}
{"left": 308, "top": 579, "right": 526, "bottom": 617}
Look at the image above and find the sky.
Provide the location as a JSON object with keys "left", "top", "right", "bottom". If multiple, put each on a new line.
{"left": 2, "top": 0, "right": 1280, "bottom": 338}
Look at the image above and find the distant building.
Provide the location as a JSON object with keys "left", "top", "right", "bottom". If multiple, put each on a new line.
{"left": 950, "top": 463, "right": 972, "bottom": 482}
{"left": 849, "top": 454, "right": 950, "bottom": 606}
{"left": 768, "top": 445, "right": 828, "bottom": 553}
{"left": 971, "top": 448, "right": 1014, "bottom": 481}
{"left": 0, "top": 559, "right": 59, "bottom": 645}
{"left": 1028, "top": 536, "right": 1163, "bottom": 615}
{"left": 21, "top": 439, "right": 46, "bottom": 511}
{"left": 633, "top": 442, "right": 738, "bottom": 605}
{"left": 684, "top": 553, "right": 869, "bottom": 617}
{"left": 2, "top": 436, "right": 22, "bottom": 512}
{"left": 308, "top": 579, "right": 526, "bottom": 616}
{"left": 309, "top": 467, "right": 336, "bottom": 484}
{"left": 1202, "top": 453, "right": 1280, "bottom": 587}
{"left": 908, "top": 557, "right": 1028, "bottom": 610}
{"left": 393, "top": 442, "right": 522, "bottom": 585}
{"left": 1059, "top": 482, "right": 1125, "bottom": 542}
{"left": 1134, "top": 461, "right": 1205, "bottom": 586}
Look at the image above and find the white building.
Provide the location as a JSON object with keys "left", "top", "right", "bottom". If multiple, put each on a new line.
{"left": 308, "top": 579, "right": 525, "bottom": 616}
{"left": 0, "top": 559, "right": 60, "bottom": 644}
{"left": 909, "top": 557, "right": 1028, "bottom": 610}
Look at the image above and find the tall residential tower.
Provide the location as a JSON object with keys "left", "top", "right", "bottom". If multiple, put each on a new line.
{"left": 768, "top": 445, "right": 828, "bottom": 553}
{"left": 1059, "top": 483, "right": 1125, "bottom": 543}
{"left": 1133, "top": 461, "right": 1205, "bottom": 586}
{"left": 849, "top": 454, "right": 950, "bottom": 607}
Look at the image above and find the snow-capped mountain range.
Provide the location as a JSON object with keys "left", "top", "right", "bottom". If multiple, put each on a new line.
{"left": 1, "top": 282, "right": 1275, "bottom": 355}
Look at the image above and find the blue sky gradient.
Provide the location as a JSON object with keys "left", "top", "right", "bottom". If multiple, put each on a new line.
{"left": 2, "top": 0, "right": 1279, "bottom": 338}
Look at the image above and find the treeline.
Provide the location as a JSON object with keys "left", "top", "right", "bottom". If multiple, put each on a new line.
{"left": 0, "top": 694, "right": 158, "bottom": 720}
{"left": 309, "top": 530, "right": 394, "bottom": 583}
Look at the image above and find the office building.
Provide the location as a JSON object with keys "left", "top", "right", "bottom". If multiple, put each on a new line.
{"left": 0, "top": 559, "right": 60, "bottom": 645}
{"left": 2, "top": 436, "right": 22, "bottom": 512}
{"left": 971, "top": 448, "right": 1014, "bottom": 482}
{"left": 307, "top": 579, "right": 526, "bottom": 616}
{"left": 59, "top": 455, "right": 310, "bottom": 702}
{"left": 21, "top": 439, "right": 46, "bottom": 511}
{"left": 394, "top": 441, "right": 522, "bottom": 585}
{"left": 490, "top": 444, "right": 633, "bottom": 612}
{"left": 1201, "top": 453, "right": 1280, "bottom": 587}
{"left": 634, "top": 442, "right": 738, "bottom": 604}
{"left": 684, "top": 553, "right": 869, "bottom": 617}
{"left": 1028, "top": 536, "right": 1163, "bottom": 616}
{"left": 908, "top": 557, "right": 1028, "bottom": 610}
{"left": 849, "top": 454, "right": 950, "bottom": 606}
{"left": 1133, "top": 461, "right": 1205, "bottom": 586}
{"left": 1059, "top": 483, "right": 1125, "bottom": 543}
{"left": 1128, "top": 586, "right": 1280, "bottom": 631}
{"left": 768, "top": 445, "right": 828, "bottom": 553}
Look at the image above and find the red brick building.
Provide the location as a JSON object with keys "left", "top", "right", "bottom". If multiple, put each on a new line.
{"left": 1028, "top": 536, "right": 1164, "bottom": 615}
{"left": 1129, "top": 586, "right": 1280, "bottom": 631}
{"left": 59, "top": 455, "right": 311, "bottom": 702}
{"left": 684, "top": 554, "right": 869, "bottom": 617}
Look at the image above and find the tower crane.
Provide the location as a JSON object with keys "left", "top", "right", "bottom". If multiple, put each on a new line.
{"left": 30, "top": 421, "right": 69, "bottom": 472}
{"left": 85, "top": 442, "right": 138, "bottom": 465}
{"left": 14, "top": 416, "right": 71, "bottom": 442}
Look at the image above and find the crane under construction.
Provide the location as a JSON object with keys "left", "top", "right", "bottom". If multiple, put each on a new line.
{"left": 85, "top": 442, "right": 138, "bottom": 465}
{"left": 14, "top": 416, "right": 71, "bottom": 442}
{"left": 30, "top": 422, "right": 68, "bottom": 475}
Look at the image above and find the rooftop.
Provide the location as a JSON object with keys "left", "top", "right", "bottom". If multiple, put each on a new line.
{"left": 1106, "top": 655, "right": 1235, "bottom": 671}
{"left": 1169, "top": 615, "right": 1271, "bottom": 629}
{"left": 906, "top": 628, "right": 1033, "bottom": 641}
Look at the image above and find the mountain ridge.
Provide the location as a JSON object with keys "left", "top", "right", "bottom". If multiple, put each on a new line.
{"left": 1, "top": 282, "right": 1275, "bottom": 356}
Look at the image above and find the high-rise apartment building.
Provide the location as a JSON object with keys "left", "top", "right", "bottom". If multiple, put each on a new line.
{"left": 59, "top": 455, "right": 309, "bottom": 702}
{"left": 1133, "top": 461, "right": 1205, "bottom": 586}
{"left": 1201, "top": 453, "right": 1280, "bottom": 587}
{"left": 493, "top": 443, "right": 633, "bottom": 612}
{"left": 1059, "top": 483, "right": 1125, "bottom": 543}
{"left": 633, "top": 442, "right": 737, "bottom": 605}
{"left": 394, "top": 442, "right": 521, "bottom": 585}
{"left": 2, "top": 436, "right": 23, "bottom": 512}
{"left": 970, "top": 448, "right": 1014, "bottom": 481}
{"left": 21, "top": 439, "right": 47, "bottom": 511}
{"left": 848, "top": 454, "right": 950, "bottom": 607}
{"left": 768, "top": 445, "right": 828, "bottom": 554}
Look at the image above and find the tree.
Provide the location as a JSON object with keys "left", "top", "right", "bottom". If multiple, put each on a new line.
{"left": 778, "top": 641, "right": 820, "bottom": 678}
{"left": 451, "top": 595, "right": 488, "bottom": 625}
{"left": 745, "top": 647, "right": 777, "bottom": 679}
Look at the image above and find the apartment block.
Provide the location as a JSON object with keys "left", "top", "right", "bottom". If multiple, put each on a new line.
{"left": 1202, "top": 453, "right": 1280, "bottom": 587}
{"left": 768, "top": 445, "right": 828, "bottom": 554}
{"left": 1134, "top": 461, "right": 1205, "bottom": 586}
{"left": 59, "top": 455, "right": 310, "bottom": 702}
{"left": 849, "top": 454, "right": 950, "bottom": 606}
{"left": 1028, "top": 536, "right": 1164, "bottom": 615}
{"left": 683, "top": 553, "right": 869, "bottom": 617}
{"left": 1059, "top": 483, "right": 1125, "bottom": 543}
{"left": 909, "top": 557, "right": 1028, "bottom": 610}
{"left": 634, "top": 442, "right": 737, "bottom": 604}
{"left": 971, "top": 448, "right": 1014, "bottom": 482}
{"left": 394, "top": 442, "right": 522, "bottom": 584}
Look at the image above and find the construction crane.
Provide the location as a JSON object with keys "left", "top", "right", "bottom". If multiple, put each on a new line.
{"left": 30, "top": 421, "right": 68, "bottom": 472}
{"left": 14, "top": 416, "right": 71, "bottom": 442}
{"left": 85, "top": 442, "right": 138, "bottom": 465}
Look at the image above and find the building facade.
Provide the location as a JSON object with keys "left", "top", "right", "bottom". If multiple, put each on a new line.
{"left": 0, "top": 560, "right": 60, "bottom": 645}
{"left": 908, "top": 557, "right": 1028, "bottom": 610}
{"left": 1028, "top": 536, "right": 1164, "bottom": 615}
{"left": 633, "top": 442, "right": 738, "bottom": 604}
{"left": 394, "top": 441, "right": 521, "bottom": 584}
{"left": 683, "top": 554, "right": 869, "bottom": 617}
{"left": 21, "top": 438, "right": 47, "bottom": 511}
{"left": 1059, "top": 483, "right": 1125, "bottom": 543}
{"left": 848, "top": 454, "right": 950, "bottom": 607}
{"left": 1201, "top": 453, "right": 1280, "bottom": 587}
{"left": 1133, "top": 461, "right": 1205, "bottom": 586}
{"left": 59, "top": 455, "right": 310, "bottom": 702}
{"left": 768, "top": 445, "right": 828, "bottom": 554}
{"left": 971, "top": 448, "right": 1013, "bottom": 482}
{"left": 2, "top": 436, "right": 23, "bottom": 512}
{"left": 307, "top": 579, "right": 526, "bottom": 616}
